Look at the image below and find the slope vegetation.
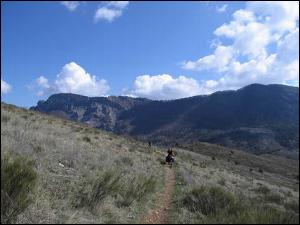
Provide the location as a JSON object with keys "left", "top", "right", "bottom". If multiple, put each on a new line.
{"left": 1, "top": 102, "right": 299, "bottom": 224}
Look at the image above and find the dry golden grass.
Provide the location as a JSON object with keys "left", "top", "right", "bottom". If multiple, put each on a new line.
{"left": 1, "top": 103, "right": 165, "bottom": 224}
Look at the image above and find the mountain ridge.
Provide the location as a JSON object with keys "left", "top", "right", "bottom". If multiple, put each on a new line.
{"left": 30, "top": 83, "right": 299, "bottom": 157}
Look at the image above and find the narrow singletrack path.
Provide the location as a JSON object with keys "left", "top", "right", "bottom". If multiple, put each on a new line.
{"left": 140, "top": 166, "right": 176, "bottom": 224}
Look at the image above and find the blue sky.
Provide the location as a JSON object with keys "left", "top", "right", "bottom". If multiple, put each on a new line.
{"left": 1, "top": 1, "right": 299, "bottom": 107}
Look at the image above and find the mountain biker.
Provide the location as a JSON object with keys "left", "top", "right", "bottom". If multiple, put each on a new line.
{"left": 166, "top": 148, "right": 175, "bottom": 165}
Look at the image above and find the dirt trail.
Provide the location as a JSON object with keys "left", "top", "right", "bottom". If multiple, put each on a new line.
{"left": 140, "top": 166, "right": 176, "bottom": 224}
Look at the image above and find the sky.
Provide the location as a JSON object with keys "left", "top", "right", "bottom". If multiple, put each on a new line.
{"left": 1, "top": 1, "right": 299, "bottom": 108}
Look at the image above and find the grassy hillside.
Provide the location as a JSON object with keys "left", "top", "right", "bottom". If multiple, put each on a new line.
{"left": 1, "top": 103, "right": 299, "bottom": 224}
{"left": 1, "top": 103, "right": 165, "bottom": 223}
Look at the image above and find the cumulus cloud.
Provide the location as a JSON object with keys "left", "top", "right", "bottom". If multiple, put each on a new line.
{"left": 106, "top": 1, "right": 129, "bottom": 9}
{"left": 247, "top": 1, "right": 299, "bottom": 34}
{"left": 125, "top": 74, "right": 201, "bottom": 100}
{"left": 1, "top": 79, "right": 12, "bottom": 94}
{"left": 60, "top": 1, "right": 129, "bottom": 22}
{"left": 216, "top": 4, "right": 228, "bottom": 13}
{"left": 182, "top": 1, "right": 299, "bottom": 93}
{"left": 182, "top": 45, "right": 234, "bottom": 72}
{"left": 94, "top": 1, "right": 129, "bottom": 22}
{"left": 95, "top": 7, "right": 122, "bottom": 22}
{"left": 61, "top": 1, "right": 80, "bottom": 11}
{"left": 33, "top": 62, "right": 110, "bottom": 97}
{"left": 36, "top": 76, "right": 50, "bottom": 89}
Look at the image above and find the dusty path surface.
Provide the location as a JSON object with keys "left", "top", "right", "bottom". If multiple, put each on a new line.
{"left": 140, "top": 166, "right": 176, "bottom": 224}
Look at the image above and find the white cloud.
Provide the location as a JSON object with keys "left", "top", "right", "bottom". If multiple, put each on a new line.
{"left": 60, "top": 1, "right": 129, "bottom": 22}
{"left": 232, "top": 9, "right": 255, "bottom": 23}
{"left": 247, "top": 1, "right": 299, "bottom": 34}
{"left": 94, "top": 7, "right": 122, "bottom": 22}
{"left": 126, "top": 74, "right": 201, "bottom": 100}
{"left": 106, "top": 1, "right": 129, "bottom": 9}
{"left": 1, "top": 79, "right": 12, "bottom": 94}
{"left": 94, "top": 1, "right": 129, "bottom": 22}
{"left": 36, "top": 76, "right": 50, "bottom": 88}
{"left": 277, "top": 28, "right": 299, "bottom": 63}
{"left": 216, "top": 4, "right": 228, "bottom": 13}
{"left": 61, "top": 1, "right": 80, "bottom": 11}
{"left": 33, "top": 62, "right": 110, "bottom": 97}
{"left": 182, "top": 45, "right": 234, "bottom": 72}
{"left": 182, "top": 1, "right": 299, "bottom": 93}
{"left": 233, "top": 22, "right": 270, "bottom": 57}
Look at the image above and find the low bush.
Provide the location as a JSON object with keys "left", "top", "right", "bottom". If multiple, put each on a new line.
{"left": 218, "top": 178, "right": 226, "bottom": 186}
{"left": 21, "top": 115, "right": 29, "bottom": 120}
{"left": 254, "top": 186, "right": 271, "bottom": 195}
{"left": 1, "top": 114, "right": 10, "bottom": 123}
{"left": 183, "top": 186, "right": 235, "bottom": 215}
{"left": 82, "top": 136, "right": 91, "bottom": 143}
{"left": 117, "top": 175, "right": 156, "bottom": 207}
{"left": 182, "top": 186, "right": 299, "bottom": 224}
{"left": 114, "top": 156, "right": 134, "bottom": 167}
{"left": 1, "top": 153, "right": 37, "bottom": 224}
{"left": 199, "top": 162, "right": 206, "bottom": 168}
{"left": 207, "top": 203, "right": 299, "bottom": 224}
{"left": 284, "top": 200, "right": 299, "bottom": 213}
{"left": 264, "top": 192, "right": 283, "bottom": 204}
{"left": 72, "top": 169, "right": 121, "bottom": 211}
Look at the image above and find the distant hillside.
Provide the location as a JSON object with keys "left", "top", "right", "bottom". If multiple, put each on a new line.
{"left": 30, "top": 83, "right": 299, "bottom": 158}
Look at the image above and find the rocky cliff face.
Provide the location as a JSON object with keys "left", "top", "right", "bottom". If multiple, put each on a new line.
{"left": 31, "top": 84, "right": 299, "bottom": 157}
{"left": 31, "top": 94, "right": 151, "bottom": 131}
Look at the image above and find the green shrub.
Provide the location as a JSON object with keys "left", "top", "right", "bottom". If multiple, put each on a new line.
{"left": 1, "top": 153, "right": 37, "bottom": 224}
{"left": 254, "top": 186, "right": 271, "bottom": 195}
{"left": 75, "top": 127, "right": 82, "bottom": 132}
{"left": 117, "top": 175, "right": 156, "bottom": 207}
{"left": 180, "top": 185, "right": 298, "bottom": 224}
{"left": 254, "top": 187, "right": 283, "bottom": 204}
{"left": 114, "top": 156, "right": 133, "bottom": 167}
{"left": 199, "top": 162, "right": 206, "bottom": 168}
{"left": 284, "top": 200, "right": 299, "bottom": 213}
{"left": 72, "top": 169, "right": 121, "bottom": 210}
{"left": 181, "top": 186, "right": 298, "bottom": 224}
{"left": 33, "top": 145, "right": 43, "bottom": 153}
{"left": 160, "top": 159, "right": 166, "bottom": 165}
{"left": 206, "top": 203, "right": 299, "bottom": 224}
{"left": 83, "top": 136, "right": 91, "bottom": 143}
{"left": 264, "top": 192, "right": 283, "bottom": 204}
{"left": 183, "top": 186, "right": 235, "bottom": 215}
{"left": 21, "top": 115, "right": 29, "bottom": 120}
{"left": 1, "top": 114, "right": 10, "bottom": 123}
{"left": 218, "top": 178, "right": 226, "bottom": 186}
